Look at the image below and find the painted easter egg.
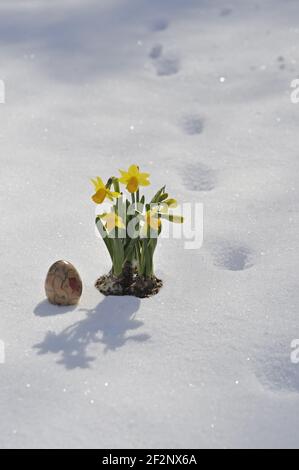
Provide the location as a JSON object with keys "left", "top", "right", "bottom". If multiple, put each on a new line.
{"left": 45, "top": 260, "right": 82, "bottom": 306}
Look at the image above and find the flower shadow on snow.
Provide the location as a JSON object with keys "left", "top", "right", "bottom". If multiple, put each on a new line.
{"left": 34, "top": 296, "right": 149, "bottom": 369}
{"left": 34, "top": 299, "right": 77, "bottom": 317}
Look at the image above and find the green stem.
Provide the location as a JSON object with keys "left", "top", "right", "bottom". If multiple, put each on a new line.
{"left": 112, "top": 239, "right": 124, "bottom": 277}
{"left": 113, "top": 177, "right": 120, "bottom": 194}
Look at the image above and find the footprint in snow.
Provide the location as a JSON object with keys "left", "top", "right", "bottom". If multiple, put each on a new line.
{"left": 151, "top": 18, "right": 169, "bottom": 32}
{"left": 182, "top": 163, "right": 216, "bottom": 192}
{"left": 220, "top": 7, "right": 232, "bottom": 17}
{"left": 149, "top": 44, "right": 163, "bottom": 59}
{"left": 254, "top": 345, "right": 299, "bottom": 393}
{"left": 211, "top": 241, "right": 254, "bottom": 271}
{"left": 277, "top": 55, "right": 286, "bottom": 70}
{"left": 181, "top": 115, "right": 204, "bottom": 135}
{"left": 154, "top": 53, "right": 180, "bottom": 76}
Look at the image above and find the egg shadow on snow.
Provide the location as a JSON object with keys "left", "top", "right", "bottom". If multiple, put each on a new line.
{"left": 34, "top": 299, "right": 77, "bottom": 316}
{"left": 34, "top": 296, "right": 148, "bottom": 369}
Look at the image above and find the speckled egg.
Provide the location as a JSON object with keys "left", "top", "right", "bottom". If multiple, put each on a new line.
{"left": 45, "top": 260, "right": 82, "bottom": 306}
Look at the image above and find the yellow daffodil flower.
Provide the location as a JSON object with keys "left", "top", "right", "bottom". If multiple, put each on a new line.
{"left": 164, "top": 198, "right": 178, "bottom": 208}
{"left": 141, "top": 209, "right": 161, "bottom": 237}
{"left": 146, "top": 210, "right": 161, "bottom": 231}
{"left": 118, "top": 164, "right": 150, "bottom": 193}
{"left": 98, "top": 212, "right": 125, "bottom": 232}
{"left": 150, "top": 203, "right": 184, "bottom": 224}
{"left": 91, "top": 177, "right": 121, "bottom": 204}
{"left": 151, "top": 198, "right": 178, "bottom": 214}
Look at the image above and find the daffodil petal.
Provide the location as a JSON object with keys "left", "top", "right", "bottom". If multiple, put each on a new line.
{"left": 115, "top": 215, "right": 125, "bottom": 229}
{"left": 119, "top": 169, "right": 128, "bottom": 177}
{"left": 145, "top": 210, "right": 161, "bottom": 232}
{"left": 96, "top": 177, "right": 105, "bottom": 189}
{"left": 110, "top": 191, "right": 121, "bottom": 198}
{"left": 158, "top": 203, "right": 169, "bottom": 214}
{"left": 97, "top": 212, "right": 108, "bottom": 219}
{"left": 150, "top": 218, "right": 161, "bottom": 231}
{"left": 127, "top": 176, "right": 139, "bottom": 193}
{"left": 128, "top": 164, "right": 139, "bottom": 176}
{"left": 91, "top": 178, "right": 98, "bottom": 190}
{"left": 92, "top": 188, "right": 107, "bottom": 204}
{"left": 165, "top": 198, "right": 178, "bottom": 208}
{"left": 118, "top": 175, "right": 129, "bottom": 184}
{"left": 150, "top": 206, "right": 160, "bottom": 214}
{"left": 106, "top": 221, "right": 113, "bottom": 232}
{"left": 138, "top": 176, "right": 150, "bottom": 186}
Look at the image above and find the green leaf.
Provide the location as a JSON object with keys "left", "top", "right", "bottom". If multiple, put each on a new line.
{"left": 151, "top": 185, "right": 166, "bottom": 204}
{"left": 95, "top": 218, "right": 113, "bottom": 261}
{"left": 112, "top": 239, "right": 125, "bottom": 276}
{"left": 106, "top": 177, "right": 113, "bottom": 189}
{"left": 160, "top": 214, "right": 184, "bottom": 223}
{"left": 124, "top": 237, "right": 138, "bottom": 263}
{"left": 112, "top": 177, "right": 120, "bottom": 193}
{"left": 158, "top": 193, "right": 169, "bottom": 202}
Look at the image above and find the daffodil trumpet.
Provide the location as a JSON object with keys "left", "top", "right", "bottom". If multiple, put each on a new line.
{"left": 90, "top": 165, "right": 183, "bottom": 298}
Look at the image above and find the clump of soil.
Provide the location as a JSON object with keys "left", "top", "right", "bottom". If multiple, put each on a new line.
{"left": 95, "top": 262, "right": 163, "bottom": 298}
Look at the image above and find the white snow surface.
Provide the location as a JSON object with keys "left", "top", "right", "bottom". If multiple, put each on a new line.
{"left": 0, "top": 0, "right": 299, "bottom": 449}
